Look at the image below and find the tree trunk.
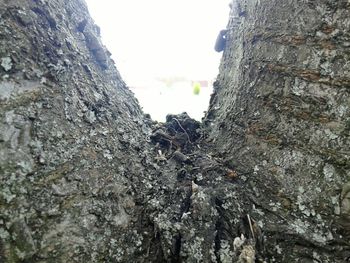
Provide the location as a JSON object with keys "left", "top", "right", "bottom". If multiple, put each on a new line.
{"left": 205, "top": 0, "right": 350, "bottom": 261}
{"left": 0, "top": 0, "right": 349, "bottom": 262}
{"left": 0, "top": 0, "right": 153, "bottom": 262}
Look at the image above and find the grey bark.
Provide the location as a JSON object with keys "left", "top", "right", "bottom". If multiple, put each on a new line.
{"left": 0, "top": 0, "right": 153, "bottom": 262}
{"left": 205, "top": 0, "right": 350, "bottom": 261}
{"left": 0, "top": 0, "right": 349, "bottom": 262}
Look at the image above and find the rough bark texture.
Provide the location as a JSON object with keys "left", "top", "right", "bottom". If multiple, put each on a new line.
{"left": 0, "top": 0, "right": 155, "bottom": 262}
{"left": 0, "top": 0, "right": 349, "bottom": 262}
{"left": 205, "top": 0, "right": 350, "bottom": 261}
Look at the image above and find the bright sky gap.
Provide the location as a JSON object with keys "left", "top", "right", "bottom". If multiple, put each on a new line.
{"left": 85, "top": 0, "right": 230, "bottom": 121}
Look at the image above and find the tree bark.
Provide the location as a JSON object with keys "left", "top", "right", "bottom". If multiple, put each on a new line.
{"left": 0, "top": 0, "right": 349, "bottom": 262}
{"left": 0, "top": 0, "right": 153, "bottom": 262}
{"left": 205, "top": 0, "right": 350, "bottom": 261}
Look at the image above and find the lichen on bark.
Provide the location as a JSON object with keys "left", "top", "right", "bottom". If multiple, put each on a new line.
{"left": 0, "top": 0, "right": 349, "bottom": 262}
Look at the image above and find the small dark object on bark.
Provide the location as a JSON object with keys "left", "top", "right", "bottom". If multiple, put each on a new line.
{"left": 215, "top": 29, "right": 228, "bottom": 52}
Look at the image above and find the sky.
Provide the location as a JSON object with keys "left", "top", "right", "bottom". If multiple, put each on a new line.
{"left": 85, "top": 0, "right": 231, "bottom": 120}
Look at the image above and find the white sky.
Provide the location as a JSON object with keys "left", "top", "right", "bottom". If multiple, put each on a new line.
{"left": 85, "top": 0, "right": 230, "bottom": 86}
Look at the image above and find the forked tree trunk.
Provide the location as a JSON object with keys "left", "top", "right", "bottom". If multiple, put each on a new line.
{"left": 0, "top": 0, "right": 349, "bottom": 262}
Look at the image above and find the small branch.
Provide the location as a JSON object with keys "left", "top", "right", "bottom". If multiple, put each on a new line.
{"left": 247, "top": 214, "right": 255, "bottom": 241}
{"left": 172, "top": 118, "right": 192, "bottom": 144}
